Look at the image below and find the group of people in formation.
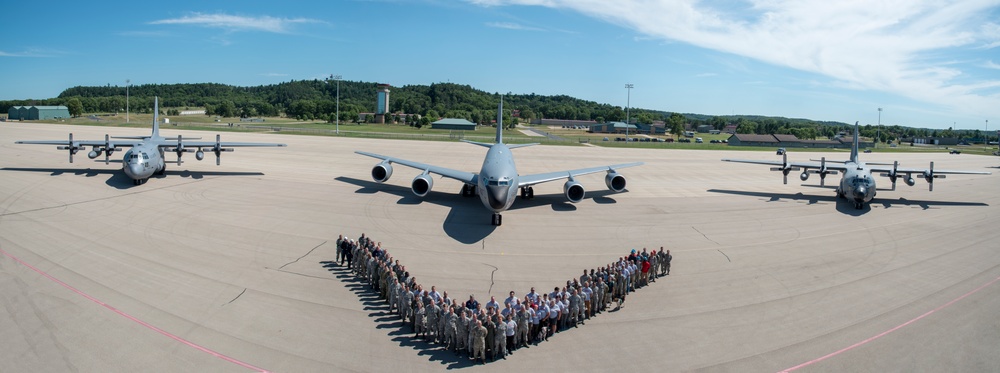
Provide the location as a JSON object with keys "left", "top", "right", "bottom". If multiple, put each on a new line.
{"left": 335, "top": 233, "right": 673, "bottom": 364}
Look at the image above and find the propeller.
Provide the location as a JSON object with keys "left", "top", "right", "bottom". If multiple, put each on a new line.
{"left": 879, "top": 160, "right": 899, "bottom": 191}
{"left": 769, "top": 152, "right": 800, "bottom": 184}
{"left": 173, "top": 135, "right": 187, "bottom": 165}
{"left": 807, "top": 157, "right": 839, "bottom": 186}
{"left": 924, "top": 161, "right": 945, "bottom": 191}
{"left": 103, "top": 134, "right": 118, "bottom": 165}
{"left": 56, "top": 133, "right": 85, "bottom": 163}
{"left": 208, "top": 134, "right": 233, "bottom": 165}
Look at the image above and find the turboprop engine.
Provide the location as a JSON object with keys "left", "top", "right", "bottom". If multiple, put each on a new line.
{"left": 564, "top": 179, "right": 585, "bottom": 203}
{"left": 605, "top": 172, "right": 627, "bottom": 192}
{"left": 371, "top": 162, "right": 393, "bottom": 183}
{"left": 411, "top": 173, "right": 433, "bottom": 197}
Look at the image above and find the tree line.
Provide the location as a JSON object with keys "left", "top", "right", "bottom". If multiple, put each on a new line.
{"left": 1, "top": 80, "right": 994, "bottom": 142}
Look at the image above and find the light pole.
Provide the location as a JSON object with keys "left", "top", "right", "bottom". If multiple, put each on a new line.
{"left": 625, "top": 83, "right": 633, "bottom": 142}
{"left": 876, "top": 107, "right": 881, "bottom": 148}
{"left": 126, "top": 79, "right": 130, "bottom": 123}
{"left": 332, "top": 74, "right": 342, "bottom": 135}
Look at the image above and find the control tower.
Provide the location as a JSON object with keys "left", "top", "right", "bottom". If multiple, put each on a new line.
{"left": 376, "top": 84, "right": 390, "bottom": 124}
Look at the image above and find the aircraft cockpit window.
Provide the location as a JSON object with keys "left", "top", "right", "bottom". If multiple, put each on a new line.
{"left": 141, "top": 153, "right": 149, "bottom": 160}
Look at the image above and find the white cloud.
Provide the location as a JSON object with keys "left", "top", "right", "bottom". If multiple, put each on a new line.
{"left": 470, "top": 0, "right": 1000, "bottom": 117}
{"left": 486, "top": 21, "right": 545, "bottom": 31}
{"left": 149, "top": 13, "right": 321, "bottom": 34}
{"left": 0, "top": 48, "right": 64, "bottom": 57}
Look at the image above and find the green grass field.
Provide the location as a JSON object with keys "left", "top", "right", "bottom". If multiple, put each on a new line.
{"left": 19, "top": 111, "right": 1000, "bottom": 155}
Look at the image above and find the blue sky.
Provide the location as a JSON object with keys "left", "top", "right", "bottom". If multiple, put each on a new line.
{"left": 2, "top": 0, "right": 998, "bottom": 130}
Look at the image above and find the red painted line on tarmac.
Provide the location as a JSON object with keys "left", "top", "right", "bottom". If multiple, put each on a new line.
{"left": 0, "top": 246, "right": 269, "bottom": 372}
{"left": 780, "top": 274, "right": 1000, "bottom": 372}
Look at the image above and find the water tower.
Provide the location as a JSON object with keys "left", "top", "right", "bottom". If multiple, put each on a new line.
{"left": 376, "top": 84, "right": 390, "bottom": 124}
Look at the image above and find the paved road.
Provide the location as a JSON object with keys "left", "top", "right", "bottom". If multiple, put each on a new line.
{"left": 1, "top": 122, "right": 998, "bottom": 372}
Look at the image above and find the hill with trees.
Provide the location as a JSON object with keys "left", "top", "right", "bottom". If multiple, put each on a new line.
{"left": 2, "top": 80, "right": 993, "bottom": 143}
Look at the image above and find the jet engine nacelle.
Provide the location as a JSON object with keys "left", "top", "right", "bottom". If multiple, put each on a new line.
{"left": 411, "top": 173, "right": 433, "bottom": 197}
{"left": 605, "top": 172, "right": 627, "bottom": 192}
{"left": 371, "top": 162, "right": 393, "bottom": 183}
{"left": 564, "top": 180, "right": 585, "bottom": 203}
{"left": 800, "top": 171, "right": 809, "bottom": 181}
{"left": 904, "top": 176, "right": 916, "bottom": 186}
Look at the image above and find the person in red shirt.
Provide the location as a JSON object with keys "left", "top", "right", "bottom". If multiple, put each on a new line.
{"left": 640, "top": 258, "right": 651, "bottom": 287}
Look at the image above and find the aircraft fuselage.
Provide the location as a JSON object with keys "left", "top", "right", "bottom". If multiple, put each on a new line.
{"left": 122, "top": 141, "right": 165, "bottom": 183}
{"left": 477, "top": 143, "right": 519, "bottom": 213}
{"left": 838, "top": 162, "right": 876, "bottom": 208}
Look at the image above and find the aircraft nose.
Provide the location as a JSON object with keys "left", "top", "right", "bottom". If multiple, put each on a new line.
{"left": 486, "top": 186, "right": 507, "bottom": 210}
{"left": 129, "top": 162, "right": 144, "bottom": 177}
{"left": 854, "top": 186, "right": 868, "bottom": 201}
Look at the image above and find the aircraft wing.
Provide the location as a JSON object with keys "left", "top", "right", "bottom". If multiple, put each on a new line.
{"left": 869, "top": 164, "right": 991, "bottom": 176}
{"left": 518, "top": 162, "right": 644, "bottom": 187}
{"left": 355, "top": 151, "right": 478, "bottom": 184}
{"left": 158, "top": 141, "right": 286, "bottom": 148}
{"left": 16, "top": 139, "right": 135, "bottom": 148}
{"left": 721, "top": 158, "right": 850, "bottom": 172}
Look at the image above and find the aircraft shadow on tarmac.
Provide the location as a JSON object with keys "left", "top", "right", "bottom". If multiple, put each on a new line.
{"left": 336, "top": 176, "right": 621, "bottom": 244}
{"left": 319, "top": 261, "right": 479, "bottom": 369}
{"left": 1, "top": 167, "right": 265, "bottom": 190}
{"left": 707, "top": 188, "right": 989, "bottom": 216}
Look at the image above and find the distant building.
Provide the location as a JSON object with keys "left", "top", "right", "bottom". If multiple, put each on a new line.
{"left": 431, "top": 118, "right": 476, "bottom": 130}
{"left": 904, "top": 137, "right": 960, "bottom": 146}
{"left": 7, "top": 106, "right": 28, "bottom": 119}
{"left": 8, "top": 105, "right": 70, "bottom": 120}
{"left": 723, "top": 125, "right": 738, "bottom": 134}
{"left": 634, "top": 122, "right": 666, "bottom": 134}
{"left": 589, "top": 121, "right": 637, "bottom": 134}
{"left": 727, "top": 133, "right": 866, "bottom": 148}
{"left": 530, "top": 118, "right": 597, "bottom": 127}
{"left": 375, "top": 84, "right": 390, "bottom": 124}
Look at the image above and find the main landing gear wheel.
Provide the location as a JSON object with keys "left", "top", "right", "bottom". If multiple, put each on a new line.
{"left": 491, "top": 213, "right": 503, "bottom": 226}
{"left": 520, "top": 186, "right": 534, "bottom": 199}
{"left": 461, "top": 184, "right": 476, "bottom": 197}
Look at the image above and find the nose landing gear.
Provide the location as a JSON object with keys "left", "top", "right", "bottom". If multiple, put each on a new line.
{"left": 491, "top": 213, "right": 503, "bottom": 226}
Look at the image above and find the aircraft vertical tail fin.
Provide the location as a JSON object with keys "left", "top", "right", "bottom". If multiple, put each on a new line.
{"left": 850, "top": 121, "right": 859, "bottom": 163}
{"left": 152, "top": 96, "right": 160, "bottom": 138}
{"left": 495, "top": 96, "right": 503, "bottom": 144}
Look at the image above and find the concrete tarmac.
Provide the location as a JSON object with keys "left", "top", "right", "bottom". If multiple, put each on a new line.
{"left": 1, "top": 122, "right": 998, "bottom": 372}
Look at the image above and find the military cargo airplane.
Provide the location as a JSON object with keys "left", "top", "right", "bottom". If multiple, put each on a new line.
{"left": 722, "top": 122, "right": 991, "bottom": 209}
{"left": 15, "top": 97, "right": 286, "bottom": 185}
{"left": 357, "top": 98, "right": 643, "bottom": 225}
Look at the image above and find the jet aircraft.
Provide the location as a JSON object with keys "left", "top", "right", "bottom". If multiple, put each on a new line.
{"left": 722, "top": 122, "right": 991, "bottom": 209}
{"left": 356, "top": 99, "right": 643, "bottom": 225}
{"left": 15, "top": 97, "right": 286, "bottom": 185}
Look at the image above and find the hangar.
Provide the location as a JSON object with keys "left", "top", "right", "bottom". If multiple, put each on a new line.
{"left": 7, "top": 105, "right": 71, "bottom": 120}
{"left": 431, "top": 118, "right": 476, "bottom": 130}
